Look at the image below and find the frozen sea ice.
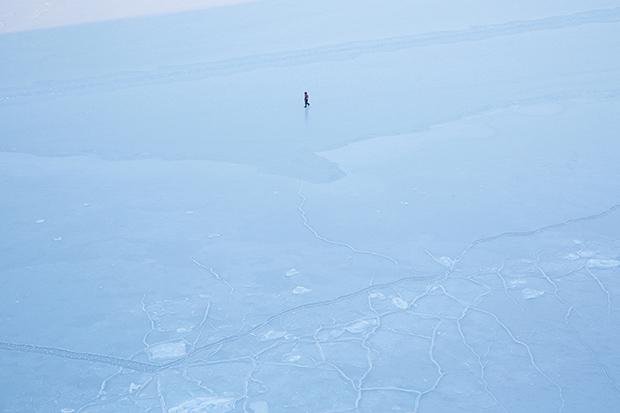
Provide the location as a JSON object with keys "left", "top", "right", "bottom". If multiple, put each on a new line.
{"left": 148, "top": 341, "right": 187, "bottom": 360}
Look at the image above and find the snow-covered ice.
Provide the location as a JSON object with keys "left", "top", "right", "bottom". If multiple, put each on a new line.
{"left": 148, "top": 341, "right": 187, "bottom": 360}
{"left": 291, "top": 286, "right": 311, "bottom": 295}
{"left": 1, "top": 0, "right": 620, "bottom": 412}
{"left": 587, "top": 258, "right": 620, "bottom": 269}
{"left": 168, "top": 397, "right": 236, "bottom": 413}
{"left": 521, "top": 288, "right": 545, "bottom": 300}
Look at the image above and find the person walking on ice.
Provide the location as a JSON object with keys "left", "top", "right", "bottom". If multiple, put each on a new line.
{"left": 304, "top": 91, "right": 310, "bottom": 108}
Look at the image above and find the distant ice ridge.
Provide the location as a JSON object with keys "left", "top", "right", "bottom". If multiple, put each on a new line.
{"left": 168, "top": 396, "right": 236, "bottom": 413}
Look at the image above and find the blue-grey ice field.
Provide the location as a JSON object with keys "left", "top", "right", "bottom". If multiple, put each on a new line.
{"left": 2, "top": 0, "right": 620, "bottom": 412}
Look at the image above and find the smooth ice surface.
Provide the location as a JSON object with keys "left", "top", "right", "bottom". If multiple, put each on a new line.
{"left": 0, "top": 0, "right": 255, "bottom": 33}
{"left": 1, "top": 1, "right": 620, "bottom": 412}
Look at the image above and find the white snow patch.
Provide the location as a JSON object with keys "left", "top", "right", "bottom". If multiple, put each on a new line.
{"left": 249, "top": 401, "right": 269, "bottom": 413}
{"left": 369, "top": 292, "right": 386, "bottom": 299}
{"left": 285, "top": 354, "right": 301, "bottom": 362}
{"left": 522, "top": 288, "right": 545, "bottom": 300}
{"left": 437, "top": 256, "right": 454, "bottom": 268}
{"left": 61, "top": 409, "right": 75, "bottom": 413}
{"left": 148, "top": 341, "right": 186, "bottom": 360}
{"left": 391, "top": 297, "right": 409, "bottom": 310}
{"left": 128, "top": 382, "right": 141, "bottom": 393}
{"left": 587, "top": 259, "right": 620, "bottom": 269}
{"left": 35, "top": 219, "right": 45, "bottom": 224}
{"left": 168, "top": 396, "right": 235, "bottom": 413}
{"left": 53, "top": 236, "right": 63, "bottom": 241}
{"left": 564, "top": 252, "right": 580, "bottom": 260}
{"left": 285, "top": 268, "right": 300, "bottom": 277}
{"left": 577, "top": 250, "right": 597, "bottom": 258}
{"left": 345, "top": 319, "right": 377, "bottom": 334}
{"left": 509, "top": 279, "right": 528, "bottom": 288}
{"left": 292, "top": 286, "right": 311, "bottom": 295}
{"left": 261, "top": 330, "right": 287, "bottom": 341}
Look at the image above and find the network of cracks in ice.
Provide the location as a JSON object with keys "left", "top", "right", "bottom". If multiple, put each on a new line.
{"left": 43, "top": 208, "right": 619, "bottom": 413}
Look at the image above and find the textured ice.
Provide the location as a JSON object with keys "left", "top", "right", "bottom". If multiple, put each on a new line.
{"left": 168, "top": 397, "right": 235, "bottom": 413}
{"left": 509, "top": 279, "right": 528, "bottom": 288}
{"left": 436, "top": 256, "right": 455, "bottom": 268}
{"left": 260, "top": 330, "right": 287, "bottom": 341}
{"left": 1, "top": 0, "right": 620, "bottom": 412}
{"left": 368, "top": 292, "right": 386, "bottom": 300}
{"left": 391, "top": 297, "right": 409, "bottom": 310}
{"left": 345, "top": 319, "right": 378, "bottom": 334}
{"left": 291, "top": 286, "right": 311, "bottom": 295}
{"left": 578, "top": 250, "right": 598, "bottom": 258}
{"left": 284, "top": 354, "right": 301, "bottom": 362}
{"left": 521, "top": 288, "right": 545, "bottom": 300}
{"left": 128, "top": 382, "right": 141, "bottom": 393}
{"left": 148, "top": 341, "right": 187, "bottom": 360}
{"left": 564, "top": 252, "right": 581, "bottom": 260}
{"left": 587, "top": 258, "right": 620, "bottom": 269}
{"left": 248, "top": 401, "right": 269, "bottom": 413}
